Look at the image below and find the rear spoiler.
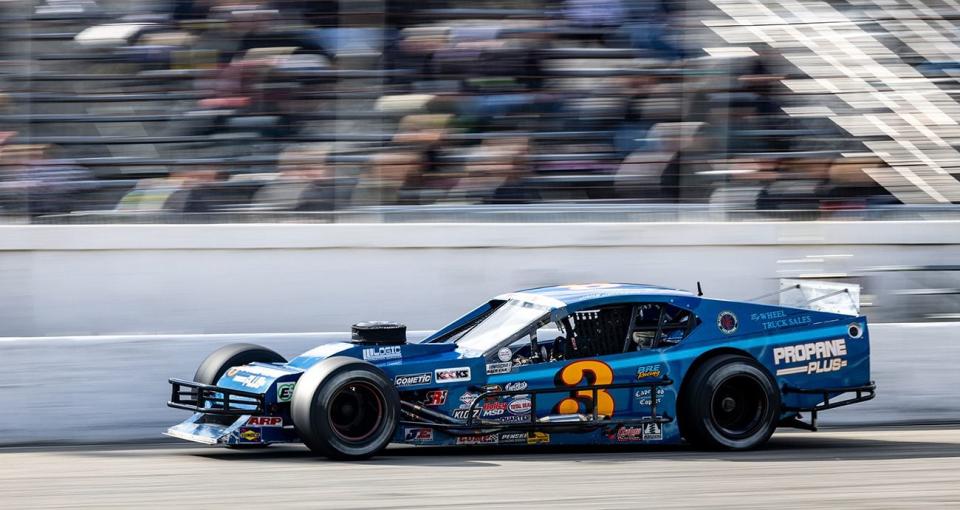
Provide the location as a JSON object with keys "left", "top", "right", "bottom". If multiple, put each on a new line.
{"left": 777, "top": 279, "right": 861, "bottom": 316}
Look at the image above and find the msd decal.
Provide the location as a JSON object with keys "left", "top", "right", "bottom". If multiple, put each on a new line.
{"left": 246, "top": 416, "right": 282, "bottom": 427}
{"left": 362, "top": 346, "right": 402, "bottom": 362}
{"left": 773, "top": 339, "right": 848, "bottom": 376}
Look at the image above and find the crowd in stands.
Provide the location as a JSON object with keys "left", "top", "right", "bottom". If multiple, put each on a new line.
{"left": 0, "top": 0, "right": 908, "bottom": 219}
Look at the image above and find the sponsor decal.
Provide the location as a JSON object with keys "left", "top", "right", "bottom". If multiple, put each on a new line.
{"left": 424, "top": 390, "right": 447, "bottom": 406}
{"left": 527, "top": 431, "right": 550, "bottom": 445}
{"left": 486, "top": 362, "right": 512, "bottom": 375}
{"left": 233, "top": 374, "right": 267, "bottom": 389}
{"left": 611, "top": 426, "right": 643, "bottom": 442}
{"left": 237, "top": 428, "right": 261, "bottom": 442}
{"left": 750, "top": 310, "right": 812, "bottom": 330}
{"left": 452, "top": 408, "right": 480, "bottom": 420}
{"left": 634, "top": 387, "right": 665, "bottom": 406}
{"left": 508, "top": 397, "right": 532, "bottom": 416}
{"left": 636, "top": 364, "right": 662, "bottom": 379}
{"left": 435, "top": 367, "right": 471, "bottom": 383}
{"left": 642, "top": 422, "right": 663, "bottom": 441}
{"left": 362, "top": 345, "right": 402, "bottom": 362}
{"left": 717, "top": 311, "right": 738, "bottom": 334}
{"left": 497, "top": 347, "right": 513, "bottom": 362}
{"left": 773, "top": 339, "right": 848, "bottom": 376}
{"left": 276, "top": 382, "right": 295, "bottom": 403}
{"left": 226, "top": 367, "right": 239, "bottom": 377}
{"left": 459, "top": 392, "right": 478, "bottom": 406}
{"left": 504, "top": 381, "right": 528, "bottom": 392}
{"left": 403, "top": 428, "right": 434, "bottom": 443}
{"left": 455, "top": 434, "right": 498, "bottom": 445}
{"left": 233, "top": 365, "right": 291, "bottom": 378}
{"left": 246, "top": 416, "right": 282, "bottom": 427}
{"left": 499, "top": 432, "right": 528, "bottom": 445}
{"left": 395, "top": 372, "right": 432, "bottom": 386}
{"left": 480, "top": 401, "right": 508, "bottom": 417}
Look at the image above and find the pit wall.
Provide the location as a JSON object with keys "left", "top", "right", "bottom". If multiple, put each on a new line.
{"left": 2, "top": 222, "right": 957, "bottom": 336}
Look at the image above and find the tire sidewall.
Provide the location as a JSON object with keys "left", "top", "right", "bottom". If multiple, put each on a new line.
{"left": 194, "top": 343, "right": 286, "bottom": 385}
{"left": 291, "top": 357, "right": 399, "bottom": 459}
{"left": 687, "top": 355, "right": 780, "bottom": 450}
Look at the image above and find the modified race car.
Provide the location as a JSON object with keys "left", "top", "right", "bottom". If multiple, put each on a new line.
{"left": 166, "top": 282, "right": 875, "bottom": 459}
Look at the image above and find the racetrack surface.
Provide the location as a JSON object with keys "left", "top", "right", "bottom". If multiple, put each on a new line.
{"left": 2, "top": 428, "right": 959, "bottom": 509}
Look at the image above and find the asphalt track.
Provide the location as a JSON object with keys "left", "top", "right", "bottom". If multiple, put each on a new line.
{"left": 1, "top": 427, "right": 959, "bottom": 509}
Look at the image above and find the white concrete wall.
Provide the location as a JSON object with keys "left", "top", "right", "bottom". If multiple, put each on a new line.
{"left": 1, "top": 222, "right": 959, "bottom": 336}
{"left": 0, "top": 324, "right": 952, "bottom": 445}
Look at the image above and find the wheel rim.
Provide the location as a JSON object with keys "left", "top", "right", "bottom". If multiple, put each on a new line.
{"left": 328, "top": 381, "right": 385, "bottom": 443}
{"left": 710, "top": 374, "right": 767, "bottom": 439}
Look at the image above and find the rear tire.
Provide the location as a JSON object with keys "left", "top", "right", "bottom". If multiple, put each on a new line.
{"left": 680, "top": 354, "right": 779, "bottom": 450}
{"left": 291, "top": 357, "right": 399, "bottom": 460}
{"left": 193, "top": 343, "right": 286, "bottom": 386}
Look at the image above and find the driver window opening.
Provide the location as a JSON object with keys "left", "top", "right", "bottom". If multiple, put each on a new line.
{"left": 504, "top": 303, "right": 698, "bottom": 366}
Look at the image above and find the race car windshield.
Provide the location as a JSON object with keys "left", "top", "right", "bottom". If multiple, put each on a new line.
{"left": 454, "top": 299, "right": 550, "bottom": 356}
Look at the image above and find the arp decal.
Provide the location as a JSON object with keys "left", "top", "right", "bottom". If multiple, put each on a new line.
{"left": 246, "top": 416, "right": 282, "bottom": 427}
{"left": 554, "top": 360, "right": 615, "bottom": 417}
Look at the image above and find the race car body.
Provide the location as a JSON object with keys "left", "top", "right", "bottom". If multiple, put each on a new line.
{"left": 167, "top": 283, "right": 875, "bottom": 458}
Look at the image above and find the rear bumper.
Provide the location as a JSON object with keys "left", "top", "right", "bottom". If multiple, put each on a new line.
{"left": 780, "top": 381, "right": 876, "bottom": 430}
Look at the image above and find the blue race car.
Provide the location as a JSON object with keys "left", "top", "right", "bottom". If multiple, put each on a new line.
{"left": 166, "top": 283, "right": 875, "bottom": 459}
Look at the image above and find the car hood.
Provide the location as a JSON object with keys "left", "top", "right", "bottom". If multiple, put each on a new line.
{"left": 214, "top": 341, "right": 467, "bottom": 397}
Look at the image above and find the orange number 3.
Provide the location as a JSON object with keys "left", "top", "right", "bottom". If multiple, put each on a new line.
{"left": 555, "top": 360, "right": 615, "bottom": 417}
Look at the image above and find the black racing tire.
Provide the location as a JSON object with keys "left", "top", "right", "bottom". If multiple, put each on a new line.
{"left": 679, "top": 354, "right": 780, "bottom": 450}
{"left": 291, "top": 357, "right": 399, "bottom": 460}
{"left": 193, "top": 344, "right": 286, "bottom": 450}
{"left": 193, "top": 343, "right": 287, "bottom": 386}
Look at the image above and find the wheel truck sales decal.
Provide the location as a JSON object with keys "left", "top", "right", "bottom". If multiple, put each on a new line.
{"left": 773, "top": 339, "right": 848, "bottom": 376}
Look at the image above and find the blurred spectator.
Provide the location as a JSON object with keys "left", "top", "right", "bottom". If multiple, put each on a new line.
{"left": 251, "top": 144, "right": 337, "bottom": 211}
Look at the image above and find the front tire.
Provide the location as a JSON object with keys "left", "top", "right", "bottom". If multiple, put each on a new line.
{"left": 194, "top": 343, "right": 286, "bottom": 385}
{"left": 192, "top": 343, "right": 286, "bottom": 450}
{"left": 680, "top": 354, "right": 780, "bottom": 450}
{"left": 291, "top": 357, "right": 399, "bottom": 460}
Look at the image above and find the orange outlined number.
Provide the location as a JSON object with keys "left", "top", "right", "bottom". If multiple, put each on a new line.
{"left": 554, "top": 360, "right": 615, "bottom": 417}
